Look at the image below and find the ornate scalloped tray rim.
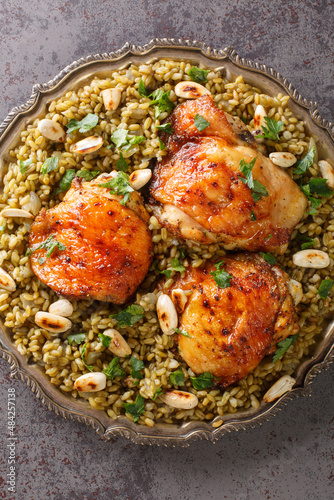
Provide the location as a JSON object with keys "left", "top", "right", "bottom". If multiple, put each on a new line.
{"left": 0, "top": 38, "right": 333, "bottom": 446}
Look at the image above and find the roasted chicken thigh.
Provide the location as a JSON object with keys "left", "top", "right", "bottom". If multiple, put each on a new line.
{"left": 150, "top": 95, "right": 307, "bottom": 254}
{"left": 165, "top": 254, "right": 299, "bottom": 387}
{"left": 29, "top": 173, "right": 153, "bottom": 304}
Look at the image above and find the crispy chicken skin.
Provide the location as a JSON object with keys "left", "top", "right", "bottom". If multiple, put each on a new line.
{"left": 150, "top": 95, "right": 307, "bottom": 254}
{"left": 29, "top": 174, "right": 153, "bottom": 304}
{"left": 165, "top": 254, "right": 299, "bottom": 387}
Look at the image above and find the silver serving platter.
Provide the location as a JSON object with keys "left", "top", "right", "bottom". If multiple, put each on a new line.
{"left": 0, "top": 39, "right": 333, "bottom": 446}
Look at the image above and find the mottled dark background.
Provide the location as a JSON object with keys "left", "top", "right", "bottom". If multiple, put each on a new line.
{"left": 0, "top": 1, "right": 333, "bottom": 499}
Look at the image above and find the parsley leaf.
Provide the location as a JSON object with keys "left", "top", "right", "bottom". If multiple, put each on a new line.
{"left": 156, "top": 123, "right": 174, "bottom": 135}
{"left": 122, "top": 135, "right": 146, "bottom": 152}
{"left": 99, "top": 171, "right": 134, "bottom": 205}
{"left": 154, "top": 261, "right": 172, "bottom": 279}
{"left": 187, "top": 66, "right": 210, "bottom": 84}
{"left": 257, "top": 117, "right": 284, "bottom": 141}
{"left": 240, "top": 116, "right": 248, "bottom": 125}
{"left": 98, "top": 333, "right": 111, "bottom": 348}
{"left": 307, "top": 178, "right": 332, "bottom": 197}
{"left": 41, "top": 156, "right": 59, "bottom": 175}
{"left": 115, "top": 152, "right": 128, "bottom": 171}
{"left": 53, "top": 169, "right": 100, "bottom": 196}
{"left": 239, "top": 157, "right": 268, "bottom": 202}
{"left": 293, "top": 146, "right": 316, "bottom": 175}
{"left": 81, "top": 343, "right": 94, "bottom": 372}
{"left": 251, "top": 210, "right": 257, "bottom": 221}
{"left": 131, "top": 356, "right": 144, "bottom": 380}
{"left": 103, "top": 357, "right": 126, "bottom": 379}
{"left": 298, "top": 234, "right": 315, "bottom": 250}
{"left": 272, "top": 334, "right": 299, "bottom": 362}
{"left": 251, "top": 180, "right": 269, "bottom": 202}
{"left": 171, "top": 257, "right": 185, "bottom": 273}
{"left": 76, "top": 170, "right": 100, "bottom": 181}
{"left": 37, "top": 257, "right": 45, "bottom": 266}
{"left": 152, "top": 387, "right": 163, "bottom": 401}
{"left": 174, "top": 328, "right": 192, "bottom": 338}
{"left": 111, "top": 304, "right": 145, "bottom": 327}
{"left": 66, "top": 113, "right": 99, "bottom": 134}
{"left": 123, "top": 394, "right": 145, "bottom": 422}
{"left": 158, "top": 138, "right": 166, "bottom": 150}
{"left": 150, "top": 89, "right": 175, "bottom": 119}
{"left": 138, "top": 79, "right": 150, "bottom": 97}
{"left": 190, "top": 372, "right": 216, "bottom": 390}
{"left": 210, "top": 261, "right": 232, "bottom": 289}
{"left": 260, "top": 252, "right": 276, "bottom": 265}
{"left": 194, "top": 114, "right": 210, "bottom": 131}
{"left": 67, "top": 333, "right": 86, "bottom": 346}
{"left": 317, "top": 278, "right": 334, "bottom": 299}
{"left": 28, "top": 234, "right": 66, "bottom": 258}
{"left": 19, "top": 159, "right": 32, "bottom": 174}
{"left": 110, "top": 128, "right": 129, "bottom": 148}
{"left": 170, "top": 369, "right": 185, "bottom": 386}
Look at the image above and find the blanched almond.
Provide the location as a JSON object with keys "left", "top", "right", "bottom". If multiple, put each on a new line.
{"left": 263, "top": 375, "right": 295, "bottom": 402}
{"left": 293, "top": 249, "right": 330, "bottom": 269}
{"left": 157, "top": 294, "right": 178, "bottom": 335}
{"left": 101, "top": 88, "right": 122, "bottom": 111}
{"left": 0, "top": 268, "right": 16, "bottom": 292}
{"left": 49, "top": 299, "right": 73, "bottom": 317}
{"left": 175, "top": 81, "right": 210, "bottom": 99}
{"left": 71, "top": 136, "right": 103, "bottom": 155}
{"left": 74, "top": 372, "right": 106, "bottom": 392}
{"left": 38, "top": 119, "right": 66, "bottom": 142}
{"left": 269, "top": 152, "right": 297, "bottom": 168}
{"left": 287, "top": 279, "right": 303, "bottom": 305}
{"left": 129, "top": 169, "right": 152, "bottom": 190}
{"left": 171, "top": 288, "right": 188, "bottom": 314}
{"left": 102, "top": 328, "right": 131, "bottom": 357}
{"left": 252, "top": 104, "right": 267, "bottom": 141}
{"left": 160, "top": 390, "right": 198, "bottom": 409}
{"left": 319, "top": 160, "right": 334, "bottom": 189}
{"left": 0, "top": 208, "right": 33, "bottom": 219}
{"left": 35, "top": 311, "right": 72, "bottom": 333}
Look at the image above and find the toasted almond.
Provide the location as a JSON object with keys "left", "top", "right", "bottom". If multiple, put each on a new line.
{"left": 71, "top": 136, "right": 103, "bottom": 155}
{"left": 38, "top": 119, "right": 66, "bottom": 142}
{"left": 160, "top": 390, "right": 198, "bottom": 409}
{"left": 252, "top": 104, "right": 267, "bottom": 141}
{"left": 269, "top": 152, "right": 297, "bottom": 168}
{"left": 101, "top": 88, "right": 122, "bottom": 111}
{"left": 49, "top": 299, "right": 74, "bottom": 318}
{"left": 263, "top": 375, "right": 295, "bottom": 402}
{"left": 102, "top": 328, "right": 131, "bottom": 357}
{"left": 0, "top": 268, "right": 16, "bottom": 292}
{"left": 0, "top": 208, "right": 33, "bottom": 219}
{"left": 287, "top": 279, "right": 303, "bottom": 305}
{"left": 129, "top": 169, "right": 152, "bottom": 190}
{"left": 293, "top": 249, "right": 330, "bottom": 269}
{"left": 22, "top": 192, "right": 41, "bottom": 216}
{"left": 174, "top": 81, "right": 210, "bottom": 99}
{"left": 74, "top": 372, "right": 106, "bottom": 392}
{"left": 171, "top": 288, "right": 188, "bottom": 314}
{"left": 156, "top": 294, "right": 178, "bottom": 335}
{"left": 35, "top": 311, "right": 72, "bottom": 333}
{"left": 319, "top": 160, "right": 334, "bottom": 189}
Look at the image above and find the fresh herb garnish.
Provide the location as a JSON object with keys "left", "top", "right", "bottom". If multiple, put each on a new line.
{"left": 251, "top": 210, "right": 257, "bottom": 221}
{"left": 28, "top": 234, "right": 66, "bottom": 258}
{"left": 41, "top": 156, "right": 59, "bottom": 175}
{"left": 115, "top": 152, "right": 128, "bottom": 171}
{"left": 158, "top": 138, "right": 166, "bottom": 150}
{"left": 194, "top": 114, "right": 210, "bottom": 131}
{"left": 53, "top": 169, "right": 76, "bottom": 195}
{"left": 210, "top": 261, "right": 232, "bottom": 289}
{"left": 131, "top": 356, "right": 144, "bottom": 380}
{"left": 138, "top": 79, "right": 150, "bottom": 97}
{"left": 174, "top": 328, "right": 192, "bottom": 338}
{"left": 98, "top": 333, "right": 111, "bottom": 348}
{"left": 67, "top": 333, "right": 86, "bottom": 346}
{"left": 19, "top": 159, "right": 32, "bottom": 174}
{"left": 190, "top": 372, "right": 216, "bottom": 390}
{"left": 76, "top": 170, "right": 100, "bottom": 181}
{"left": 81, "top": 343, "right": 94, "bottom": 372}
{"left": 264, "top": 234, "right": 272, "bottom": 240}
{"left": 111, "top": 304, "right": 145, "bottom": 327}
{"left": 156, "top": 123, "right": 174, "bottom": 135}
{"left": 123, "top": 394, "right": 145, "bottom": 422}
{"left": 317, "top": 278, "right": 334, "bottom": 299}
{"left": 99, "top": 171, "right": 134, "bottom": 205}
{"left": 154, "top": 260, "right": 172, "bottom": 279}
{"left": 293, "top": 146, "right": 316, "bottom": 175}
{"left": 152, "top": 387, "right": 163, "bottom": 401}
{"left": 37, "top": 257, "right": 45, "bottom": 266}
{"left": 257, "top": 116, "right": 284, "bottom": 141}
{"left": 298, "top": 234, "right": 315, "bottom": 250}
{"left": 272, "top": 334, "right": 299, "bottom": 362}
{"left": 103, "top": 357, "right": 126, "bottom": 379}
{"left": 110, "top": 129, "right": 145, "bottom": 151}
{"left": 170, "top": 368, "right": 185, "bottom": 386}
{"left": 66, "top": 113, "right": 99, "bottom": 134}
{"left": 240, "top": 116, "right": 248, "bottom": 125}
{"left": 187, "top": 66, "right": 210, "bottom": 84}
{"left": 171, "top": 257, "right": 185, "bottom": 273}
{"left": 122, "top": 135, "right": 146, "bottom": 152}
{"left": 305, "top": 178, "right": 332, "bottom": 197}
{"left": 260, "top": 252, "right": 276, "bottom": 265}
{"left": 239, "top": 157, "right": 269, "bottom": 202}
{"left": 150, "top": 89, "right": 175, "bottom": 119}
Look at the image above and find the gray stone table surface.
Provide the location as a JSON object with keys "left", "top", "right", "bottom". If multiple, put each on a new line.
{"left": 0, "top": 1, "right": 333, "bottom": 499}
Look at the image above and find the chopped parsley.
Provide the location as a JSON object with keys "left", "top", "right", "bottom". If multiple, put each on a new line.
{"left": 257, "top": 117, "right": 284, "bottom": 141}
{"left": 131, "top": 356, "right": 144, "bottom": 380}
{"left": 67, "top": 333, "right": 86, "bottom": 346}
{"left": 115, "top": 152, "right": 128, "bottom": 172}
{"left": 190, "top": 372, "right": 216, "bottom": 390}
{"left": 28, "top": 234, "right": 66, "bottom": 258}
{"left": 156, "top": 123, "right": 174, "bottom": 135}
{"left": 174, "top": 328, "right": 192, "bottom": 338}
{"left": 81, "top": 343, "right": 94, "bottom": 372}
{"left": 298, "top": 234, "right": 315, "bottom": 250}
{"left": 293, "top": 147, "right": 316, "bottom": 175}
{"left": 103, "top": 357, "right": 126, "bottom": 379}
{"left": 138, "top": 79, "right": 150, "bottom": 97}
{"left": 152, "top": 387, "right": 163, "bottom": 401}
{"left": 99, "top": 171, "right": 134, "bottom": 205}
{"left": 37, "top": 257, "right": 45, "bottom": 266}
{"left": 111, "top": 304, "right": 145, "bottom": 327}
{"left": 53, "top": 169, "right": 100, "bottom": 196}
{"left": 251, "top": 210, "right": 257, "bottom": 221}
{"left": 41, "top": 156, "right": 59, "bottom": 175}
{"left": 193, "top": 113, "right": 210, "bottom": 131}
{"left": 123, "top": 394, "right": 145, "bottom": 422}
{"left": 272, "top": 334, "right": 299, "bottom": 363}
{"left": 158, "top": 138, "right": 166, "bottom": 150}
{"left": 187, "top": 66, "right": 210, "bottom": 84}
{"left": 66, "top": 113, "right": 99, "bottom": 134}
{"left": 240, "top": 116, "right": 248, "bottom": 125}
{"left": 154, "top": 261, "right": 172, "bottom": 279}
{"left": 317, "top": 278, "right": 334, "bottom": 299}
{"left": 210, "top": 261, "right": 232, "bottom": 289}
{"left": 264, "top": 234, "right": 272, "bottom": 240}
{"left": 170, "top": 368, "right": 185, "bottom": 386}
{"left": 76, "top": 169, "right": 101, "bottom": 181}
{"left": 171, "top": 257, "right": 185, "bottom": 273}
{"left": 98, "top": 333, "right": 111, "bottom": 348}
{"left": 110, "top": 129, "right": 145, "bottom": 151}
{"left": 19, "top": 159, "right": 32, "bottom": 174}
{"left": 239, "top": 157, "right": 269, "bottom": 202}
{"left": 150, "top": 89, "right": 175, "bottom": 119}
{"left": 260, "top": 252, "right": 276, "bottom": 265}
{"left": 301, "top": 178, "right": 333, "bottom": 215}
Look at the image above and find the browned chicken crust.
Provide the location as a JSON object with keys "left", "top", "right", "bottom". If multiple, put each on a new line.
{"left": 165, "top": 254, "right": 299, "bottom": 387}
{"left": 150, "top": 95, "right": 307, "bottom": 254}
{"left": 29, "top": 175, "right": 153, "bottom": 304}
